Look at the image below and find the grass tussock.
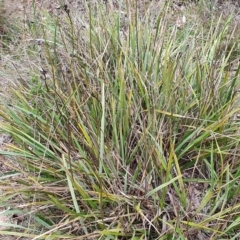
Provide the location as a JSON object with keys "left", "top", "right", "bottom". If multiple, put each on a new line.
{"left": 0, "top": 0, "right": 240, "bottom": 239}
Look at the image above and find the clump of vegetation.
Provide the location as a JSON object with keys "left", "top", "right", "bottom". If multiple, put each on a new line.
{"left": 0, "top": 0, "right": 240, "bottom": 239}
{"left": 0, "top": 2, "right": 6, "bottom": 34}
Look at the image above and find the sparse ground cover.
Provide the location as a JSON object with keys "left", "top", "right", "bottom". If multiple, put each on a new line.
{"left": 0, "top": 0, "right": 240, "bottom": 239}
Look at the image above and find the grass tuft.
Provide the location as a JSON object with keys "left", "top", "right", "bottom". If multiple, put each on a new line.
{"left": 0, "top": 0, "right": 240, "bottom": 239}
